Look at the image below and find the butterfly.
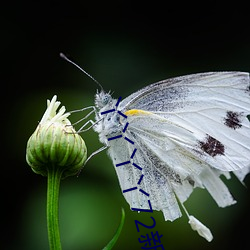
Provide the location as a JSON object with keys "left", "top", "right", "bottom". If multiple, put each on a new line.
{"left": 91, "top": 71, "right": 250, "bottom": 241}
{"left": 60, "top": 54, "right": 250, "bottom": 241}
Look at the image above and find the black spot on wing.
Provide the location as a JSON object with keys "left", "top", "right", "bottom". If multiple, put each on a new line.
{"left": 224, "top": 111, "right": 243, "bottom": 130}
{"left": 246, "top": 84, "right": 250, "bottom": 94}
{"left": 199, "top": 135, "right": 225, "bottom": 157}
{"left": 186, "top": 177, "right": 195, "bottom": 186}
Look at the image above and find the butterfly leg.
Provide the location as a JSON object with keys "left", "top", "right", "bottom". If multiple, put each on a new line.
{"left": 68, "top": 106, "right": 101, "bottom": 132}
{"left": 70, "top": 105, "right": 96, "bottom": 114}
{"left": 85, "top": 145, "right": 108, "bottom": 165}
{"left": 70, "top": 106, "right": 96, "bottom": 126}
{"left": 77, "top": 145, "right": 108, "bottom": 176}
{"left": 77, "top": 118, "right": 104, "bottom": 133}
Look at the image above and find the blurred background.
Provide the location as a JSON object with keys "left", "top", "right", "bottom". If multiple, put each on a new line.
{"left": 2, "top": 1, "right": 250, "bottom": 250}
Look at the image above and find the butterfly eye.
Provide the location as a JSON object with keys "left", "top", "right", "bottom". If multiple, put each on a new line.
{"left": 102, "top": 93, "right": 111, "bottom": 105}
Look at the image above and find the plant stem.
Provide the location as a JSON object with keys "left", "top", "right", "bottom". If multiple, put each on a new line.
{"left": 47, "top": 165, "right": 63, "bottom": 250}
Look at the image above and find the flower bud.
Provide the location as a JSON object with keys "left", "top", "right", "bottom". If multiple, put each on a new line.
{"left": 26, "top": 95, "right": 87, "bottom": 178}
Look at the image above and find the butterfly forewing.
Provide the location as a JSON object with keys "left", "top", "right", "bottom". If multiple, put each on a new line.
{"left": 120, "top": 72, "right": 250, "bottom": 173}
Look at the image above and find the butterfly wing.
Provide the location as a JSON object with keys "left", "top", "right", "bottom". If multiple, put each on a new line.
{"left": 107, "top": 134, "right": 183, "bottom": 221}
{"left": 120, "top": 72, "right": 250, "bottom": 173}
{"left": 107, "top": 72, "right": 250, "bottom": 221}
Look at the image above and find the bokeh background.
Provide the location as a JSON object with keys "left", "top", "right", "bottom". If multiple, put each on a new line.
{"left": 2, "top": 1, "right": 250, "bottom": 250}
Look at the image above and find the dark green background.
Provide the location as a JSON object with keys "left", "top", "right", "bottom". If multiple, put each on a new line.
{"left": 2, "top": 2, "right": 250, "bottom": 250}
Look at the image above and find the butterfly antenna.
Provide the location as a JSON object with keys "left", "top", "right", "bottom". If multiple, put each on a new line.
{"left": 60, "top": 53, "right": 104, "bottom": 91}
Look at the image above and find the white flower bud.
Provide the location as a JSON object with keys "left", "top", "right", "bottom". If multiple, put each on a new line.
{"left": 26, "top": 95, "right": 87, "bottom": 178}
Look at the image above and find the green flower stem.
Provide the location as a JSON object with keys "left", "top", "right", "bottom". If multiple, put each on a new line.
{"left": 26, "top": 96, "right": 88, "bottom": 250}
{"left": 47, "top": 165, "right": 63, "bottom": 250}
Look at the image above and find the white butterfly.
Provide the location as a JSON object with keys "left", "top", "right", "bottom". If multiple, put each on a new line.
{"left": 89, "top": 71, "right": 250, "bottom": 241}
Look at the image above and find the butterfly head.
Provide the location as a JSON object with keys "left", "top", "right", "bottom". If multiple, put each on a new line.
{"left": 94, "top": 90, "right": 114, "bottom": 110}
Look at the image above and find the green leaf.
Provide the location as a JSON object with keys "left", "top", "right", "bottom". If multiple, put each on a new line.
{"left": 102, "top": 208, "right": 125, "bottom": 250}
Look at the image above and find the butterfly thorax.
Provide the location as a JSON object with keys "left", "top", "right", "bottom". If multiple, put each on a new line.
{"left": 93, "top": 91, "right": 123, "bottom": 145}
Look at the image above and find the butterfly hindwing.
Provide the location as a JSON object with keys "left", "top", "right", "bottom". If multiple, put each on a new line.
{"left": 126, "top": 114, "right": 236, "bottom": 208}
